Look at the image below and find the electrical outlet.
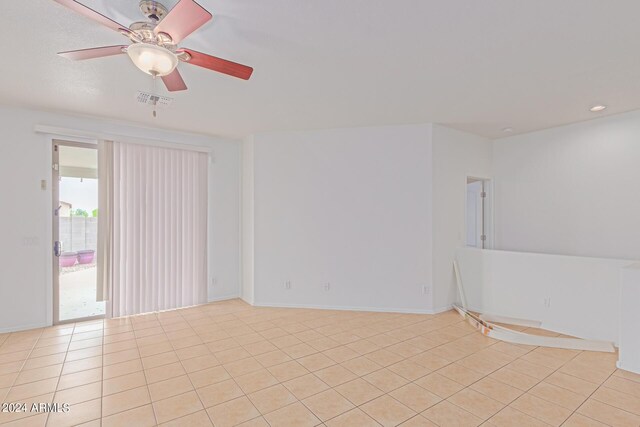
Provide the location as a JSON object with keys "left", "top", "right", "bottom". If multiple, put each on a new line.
{"left": 324, "top": 283, "right": 330, "bottom": 291}
{"left": 211, "top": 277, "right": 218, "bottom": 286}
{"left": 543, "top": 297, "right": 552, "bottom": 308}
{"left": 285, "top": 281, "right": 291, "bottom": 290}
{"left": 422, "top": 285, "right": 431, "bottom": 295}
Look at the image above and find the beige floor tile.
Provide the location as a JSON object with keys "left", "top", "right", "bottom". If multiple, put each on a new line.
{"left": 253, "top": 349, "right": 292, "bottom": 367}
{"left": 197, "top": 378, "right": 244, "bottom": 407}
{"left": 468, "top": 377, "right": 522, "bottom": 405}
{"left": 264, "top": 402, "right": 321, "bottom": 427}
{"left": 298, "top": 353, "right": 336, "bottom": 372}
{"left": 510, "top": 393, "right": 572, "bottom": 426}
{"left": 207, "top": 396, "right": 260, "bottom": 427}
{"left": 153, "top": 390, "right": 204, "bottom": 423}
{"left": 314, "top": 364, "right": 357, "bottom": 387}
{"left": 302, "top": 389, "right": 355, "bottom": 421}
{"left": 47, "top": 398, "right": 101, "bottom": 427}
{"left": 142, "top": 351, "right": 180, "bottom": 369}
{"left": 562, "top": 413, "right": 608, "bottom": 426}
{"left": 22, "top": 353, "right": 66, "bottom": 370}
{"left": 390, "top": 383, "right": 441, "bottom": 412}
{"left": 284, "top": 343, "right": 318, "bottom": 359}
{"left": 103, "top": 339, "right": 137, "bottom": 355}
{"left": 102, "top": 385, "right": 151, "bottom": 417}
{"left": 615, "top": 369, "right": 640, "bottom": 384}
{"left": 447, "top": 388, "right": 504, "bottom": 420}
{"left": 53, "top": 381, "right": 102, "bottom": 405}
{"left": 102, "top": 404, "right": 156, "bottom": 427}
{"left": 529, "top": 381, "right": 586, "bottom": 411}
{"left": 366, "top": 349, "right": 405, "bottom": 367}
{"left": 148, "top": 374, "right": 195, "bottom": 401}
{"left": 13, "top": 364, "right": 62, "bottom": 385}
{"left": 487, "top": 406, "right": 550, "bottom": 427}
{"left": 558, "top": 361, "right": 612, "bottom": 384}
{"left": 145, "top": 361, "right": 186, "bottom": 384}
{"left": 248, "top": 384, "right": 297, "bottom": 414}
{"left": 360, "top": 395, "right": 415, "bottom": 427}
{"left": 237, "top": 416, "right": 269, "bottom": 427}
{"left": 387, "top": 360, "right": 432, "bottom": 381}
{"left": 335, "top": 378, "right": 384, "bottom": 406}
{"left": 364, "top": 368, "right": 409, "bottom": 392}
{"left": 591, "top": 386, "right": 640, "bottom": 415}
{"left": 61, "top": 356, "right": 102, "bottom": 375}
{"left": 488, "top": 367, "right": 539, "bottom": 391}
{"left": 103, "top": 348, "right": 140, "bottom": 366}
{"left": 102, "top": 371, "right": 146, "bottom": 396}
{"left": 399, "top": 415, "right": 438, "bottom": 426}
{"left": 414, "top": 373, "right": 465, "bottom": 399}
{"left": 422, "top": 400, "right": 482, "bottom": 427}
{"left": 138, "top": 342, "right": 173, "bottom": 358}
{"left": 577, "top": 399, "right": 640, "bottom": 427}
{"left": 284, "top": 373, "right": 330, "bottom": 400}
{"left": 544, "top": 371, "right": 599, "bottom": 397}
{"left": 603, "top": 375, "right": 640, "bottom": 398}
{"left": 214, "top": 347, "right": 252, "bottom": 364}
{"left": 6, "top": 378, "right": 59, "bottom": 401}
{"left": 102, "top": 358, "right": 143, "bottom": 380}
{"left": 235, "top": 369, "right": 278, "bottom": 394}
{"left": 57, "top": 368, "right": 102, "bottom": 391}
{"left": 159, "top": 409, "right": 214, "bottom": 427}
{"left": 175, "top": 344, "right": 211, "bottom": 361}
{"left": 341, "top": 356, "right": 383, "bottom": 376}
{"left": 437, "top": 363, "right": 484, "bottom": 386}
{"left": 325, "top": 408, "right": 380, "bottom": 427}
{"left": 0, "top": 413, "right": 48, "bottom": 427}
{"left": 224, "top": 357, "right": 264, "bottom": 377}
{"left": 182, "top": 354, "right": 220, "bottom": 373}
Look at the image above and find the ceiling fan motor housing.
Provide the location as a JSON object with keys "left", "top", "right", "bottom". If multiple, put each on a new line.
{"left": 139, "top": 0, "right": 168, "bottom": 22}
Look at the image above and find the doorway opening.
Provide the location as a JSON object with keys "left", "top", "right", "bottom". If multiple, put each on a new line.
{"left": 53, "top": 140, "right": 105, "bottom": 323}
{"left": 465, "top": 177, "right": 492, "bottom": 249}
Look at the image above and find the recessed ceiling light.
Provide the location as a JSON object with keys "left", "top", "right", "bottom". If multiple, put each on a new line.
{"left": 589, "top": 105, "right": 607, "bottom": 112}
{"left": 502, "top": 127, "right": 513, "bottom": 133}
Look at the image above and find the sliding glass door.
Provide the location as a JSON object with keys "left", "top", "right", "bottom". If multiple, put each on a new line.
{"left": 52, "top": 140, "right": 105, "bottom": 323}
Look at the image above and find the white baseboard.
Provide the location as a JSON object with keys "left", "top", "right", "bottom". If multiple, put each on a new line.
{"left": 252, "top": 301, "right": 453, "bottom": 315}
{"left": 208, "top": 294, "right": 240, "bottom": 303}
{"left": 0, "top": 321, "right": 51, "bottom": 334}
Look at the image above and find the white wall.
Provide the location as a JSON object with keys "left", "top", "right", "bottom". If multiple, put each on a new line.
{"left": 456, "top": 247, "right": 632, "bottom": 344}
{"left": 431, "top": 125, "right": 493, "bottom": 310}
{"left": 0, "top": 105, "right": 241, "bottom": 332}
{"left": 249, "top": 125, "right": 435, "bottom": 312}
{"left": 241, "top": 136, "right": 255, "bottom": 304}
{"left": 494, "top": 110, "right": 640, "bottom": 261}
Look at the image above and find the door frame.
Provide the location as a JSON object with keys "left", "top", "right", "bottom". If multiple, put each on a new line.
{"left": 465, "top": 176, "right": 494, "bottom": 250}
{"left": 52, "top": 139, "right": 105, "bottom": 325}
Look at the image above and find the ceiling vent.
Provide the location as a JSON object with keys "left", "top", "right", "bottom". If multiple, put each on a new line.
{"left": 136, "top": 91, "right": 173, "bottom": 108}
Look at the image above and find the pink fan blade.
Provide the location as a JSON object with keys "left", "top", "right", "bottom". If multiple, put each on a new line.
{"left": 161, "top": 69, "right": 188, "bottom": 92}
{"left": 154, "top": 0, "right": 212, "bottom": 44}
{"left": 180, "top": 49, "right": 253, "bottom": 80}
{"left": 52, "top": 0, "right": 130, "bottom": 34}
{"left": 58, "top": 45, "right": 127, "bottom": 60}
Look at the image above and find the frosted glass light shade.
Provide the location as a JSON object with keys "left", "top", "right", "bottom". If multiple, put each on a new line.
{"left": 126, "top": 43, "right": 178, "bottom": 77}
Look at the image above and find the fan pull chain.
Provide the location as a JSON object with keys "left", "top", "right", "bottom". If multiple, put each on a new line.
{"left": 151, "top": 71, "right": 158, "bottom": 118}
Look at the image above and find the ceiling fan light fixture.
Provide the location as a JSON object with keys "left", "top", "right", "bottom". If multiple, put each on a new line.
{"left": 126, "top": 43, "right": 178, "bottom": 77}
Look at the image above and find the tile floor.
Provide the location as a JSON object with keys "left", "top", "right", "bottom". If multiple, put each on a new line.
{"left": 0, "top": 299, "right": 639, "bottom": 426}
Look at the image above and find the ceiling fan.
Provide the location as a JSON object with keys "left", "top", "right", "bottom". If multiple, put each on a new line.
{"left": 53, "top": 0, "right": 254, "bottom": 91}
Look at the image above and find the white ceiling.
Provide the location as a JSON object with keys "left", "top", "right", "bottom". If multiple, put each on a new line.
{"left": 2, "top": 0, "right": 640, "bottom": 139}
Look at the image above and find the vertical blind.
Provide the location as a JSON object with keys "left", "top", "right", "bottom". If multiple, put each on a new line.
{"left": 101, "top": 141, "right": 208, "bottom": 317}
